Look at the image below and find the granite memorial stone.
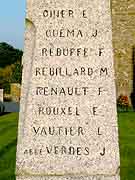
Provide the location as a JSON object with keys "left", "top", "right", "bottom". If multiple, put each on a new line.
{"left": 16, "top": 0, "right": 120, "bottom": 180}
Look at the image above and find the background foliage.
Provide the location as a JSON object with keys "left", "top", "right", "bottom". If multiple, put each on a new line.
{"left": 0, "top": 42, "right": 23, "bottom": 93}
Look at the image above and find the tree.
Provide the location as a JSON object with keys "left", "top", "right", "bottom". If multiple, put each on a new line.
{"left": 0, "top": 42, "right": 23, "bottom": 68}
{"left": 11, "top": 61, "right": 22, "bottom": 84}
{"left": 0, "top": 65, "right": 13, "bottom": 93}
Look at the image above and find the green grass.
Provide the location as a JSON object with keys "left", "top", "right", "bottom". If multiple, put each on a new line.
{"left": 0, "top": 112, "right": 135, "bottom": 180}
{"left": 118, "top": 112, "right": 135, "bottom": 180}
{"left": 0, "top": 113, "right": 18, "bottom": 180}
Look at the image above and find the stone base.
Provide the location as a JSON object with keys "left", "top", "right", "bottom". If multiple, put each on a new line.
{"left": 16, "top": 175, "right": 120, "bottom": 180}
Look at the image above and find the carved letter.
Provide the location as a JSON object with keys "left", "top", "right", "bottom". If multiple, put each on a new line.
{"left": 92, "top": 30, "right": 98, "bottom": 37}
{"left": 98, "top": 127, "right": 102, "bottom": 135}
{"left": 99, "top": 48, "right": 104, "bottom": 56}
{"left": 100, "top": 147, "right": 105, "bottom": 156}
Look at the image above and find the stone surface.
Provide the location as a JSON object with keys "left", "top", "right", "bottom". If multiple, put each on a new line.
{"left": 17, "top": 175, "right": 120, "bottom": 180}
{"left": 16, "top": 0, "right": 120, "bottom": 179}
{"left": 112, "top": 0, "right": 135, "bottom": 101}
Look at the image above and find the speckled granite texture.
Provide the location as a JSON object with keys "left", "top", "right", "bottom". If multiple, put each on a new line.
{"left": 17, "top": 175, "right": 120, "bottom": 180}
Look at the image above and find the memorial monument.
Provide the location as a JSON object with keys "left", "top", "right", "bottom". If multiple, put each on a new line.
{"left": 16, "top": 0, "right": 120, "bottom": 179}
